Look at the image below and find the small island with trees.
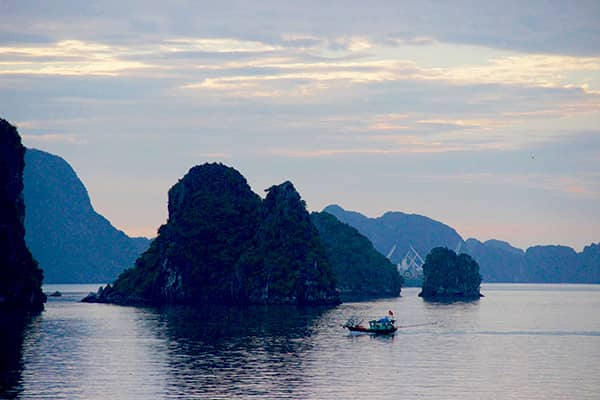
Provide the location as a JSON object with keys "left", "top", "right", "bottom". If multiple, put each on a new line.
{"left": 419, "top": 247, "right": 483, "bottom": 301}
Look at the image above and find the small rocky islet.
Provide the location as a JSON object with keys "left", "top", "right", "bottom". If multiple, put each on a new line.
{"left": 419, "top": 247, "right": 483, "bottom": 301}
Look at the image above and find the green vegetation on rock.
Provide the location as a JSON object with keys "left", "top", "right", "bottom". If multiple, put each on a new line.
{"left": 240, "top": 182, "right": 338, "bottom": 304}
{"left": 310, "top": 211, "right": 403, "bottom": 297}
{"left": 419, "top": 247, "right": 482, "bottom": 300}
{"left": 90, "top": 164, "right": 339, "bottom": 306}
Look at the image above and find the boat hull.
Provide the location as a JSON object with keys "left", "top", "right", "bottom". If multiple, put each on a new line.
{"left": 345, "top": 325, "right": 397, "bottom": 334}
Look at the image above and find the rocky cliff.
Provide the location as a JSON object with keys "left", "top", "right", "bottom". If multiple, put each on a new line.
{"left": 23, "top": 149, "right": 150, "bottom": 283}
{"left": 311, "top": 211, "right": 402, "bottom": 297}
{"left": 0, "top": 119, "right": 45, "bottom": 312}
{"left": 87, "top": 164, "right": 339, "bottom": 306}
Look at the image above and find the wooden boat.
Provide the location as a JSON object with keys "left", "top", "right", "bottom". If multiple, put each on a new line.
{"left": 344, "top": 312, "right": 397, "bottom": 334}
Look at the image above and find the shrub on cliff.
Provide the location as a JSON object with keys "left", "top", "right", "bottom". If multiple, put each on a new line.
{"left": 311, "top": 211, "right": 403, "bottom": 297}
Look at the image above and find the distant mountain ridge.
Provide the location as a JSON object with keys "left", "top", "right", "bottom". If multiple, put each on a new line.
{"left": 323, "top": 204, "right": 463, "bottom": 265}
{"left": 24, "top": 148, "right": 150, "bottom": 283}
{"left": 324, "top": 204, "right": 600, "bottom": 283}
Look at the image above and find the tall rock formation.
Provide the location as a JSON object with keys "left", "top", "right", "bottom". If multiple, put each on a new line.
{"left": 90, "top": 164, "right": 339, "bottom": 306}
{"left": 311, "top": 211, "right": 402, "bottom": 297}
{"left": 23, "top": 149, "right": 150, "bottom": 283}
{"left": 0, "top": 119, "right": 45, "bottom": 312}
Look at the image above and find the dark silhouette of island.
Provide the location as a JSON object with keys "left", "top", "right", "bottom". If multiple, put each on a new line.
{"left": 23, "top": 149, "right": 150, "bottom": 283}
{"left": 0, "top": 119, "right": 45, "bottom": 313}
{"left": 419, "top": 247, "right": 482, "bottom": 300}
{"left": 325, "top": 204, "right": 600, "bottom": 283}
{"left": 84, "top": 163, "right": 340, "bottom": 306}
{"left": 462, "top": 240, "right": 600, "bottom": 283}
{"left": 310, "top": 211, "right": 403, "bottom": 297}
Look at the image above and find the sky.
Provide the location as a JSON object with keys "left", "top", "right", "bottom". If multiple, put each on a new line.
{"left": 1, "top": 0, "right": 599, "bottom": 251}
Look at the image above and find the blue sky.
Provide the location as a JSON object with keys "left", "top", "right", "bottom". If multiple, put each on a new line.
{"left": 1, "top": 1, "right": 599, "bottom": 250}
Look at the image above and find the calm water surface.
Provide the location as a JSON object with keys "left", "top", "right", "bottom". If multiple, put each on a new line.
{"left": 1, "top": 284, "right": 599, "bottom": 399}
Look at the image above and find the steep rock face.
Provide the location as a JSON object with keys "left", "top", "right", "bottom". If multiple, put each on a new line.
{"left": 242, "top": 182, "right": 338, "bottom": 304}
{"left": 95, "top": 164, "right": 339, "bottom": 306}
{"left": 311, "top": 211, "right": 402, "bottom": 297}
{"left": 23, "top": 149, "right": 150, "bottom": 283}
{"left": 323, "top": 204, "right": 463, "bottom": 265}
{"left": 110, "top": 163, "right": 263, "bottom": 304}
{"left": 0, "top": 119, "right": 45, "bottom": 312}
{"left": 419, "top": 247, "right": 482, "bottom": 300}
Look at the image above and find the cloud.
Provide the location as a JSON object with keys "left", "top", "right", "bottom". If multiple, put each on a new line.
{"left": 416, "top": 118, "right": 507, "bottom": 130}
{"left": 2, "top": 1, "right": 599, "bottom": 56}
{"left": 175, "top": 42, "right": 600, "bottom": 98}
{"left": 268, "top": 134, "right": 511, "bottom": 157}
{"left": 432, "top": 54, "right": 600, "bottom": 93}
{"left": 418, "top": 172, "right": 600, "bottom": 200}
{"left": 3, "top": 34, "right": 599, "bottom": 100}
{"left": 161, "top": 38, "right": 280, "bottom": 53}
{"left": 0, "top": 40, "right": 151, "bottom": 76}
{"left": 21, "top": 133, "right": 87, "bottom": 144}
{"left": 1, "top": 1, "right": 598, "bottom": 252}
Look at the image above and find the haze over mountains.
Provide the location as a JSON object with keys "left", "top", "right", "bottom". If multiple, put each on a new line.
{"left": 23, "top": 149, "right": 150, "bottom": 283}
{"left": 325, "top": 205, "right": 600, "bottom": 283}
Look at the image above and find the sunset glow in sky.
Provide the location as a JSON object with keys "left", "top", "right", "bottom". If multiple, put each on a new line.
{"left": 2, "top": 1, "right": 599, "bottom": 250}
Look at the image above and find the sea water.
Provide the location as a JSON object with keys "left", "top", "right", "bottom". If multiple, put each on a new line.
{"left": 2, "top": 284, "right": 599, "bottom": 399}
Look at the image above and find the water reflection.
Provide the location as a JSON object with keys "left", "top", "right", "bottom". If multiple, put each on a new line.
{"left": 159, "top": 305, "right": 327, "bottom": 398}
{"left": 0, "top": 312, "right": 35, "bottom": 399}
{"left": 13, "top": 285, "right": 600, "bottom": 399}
